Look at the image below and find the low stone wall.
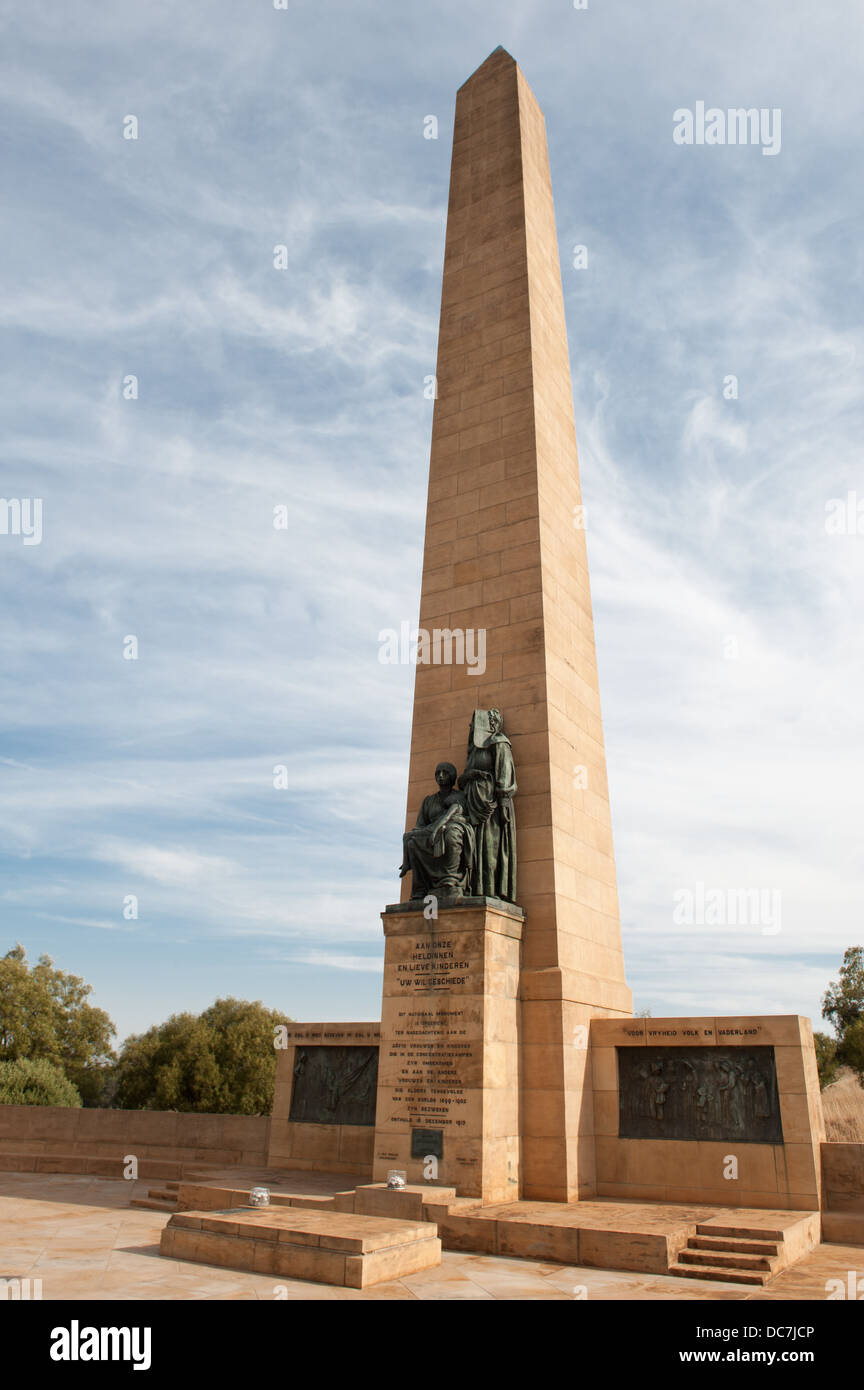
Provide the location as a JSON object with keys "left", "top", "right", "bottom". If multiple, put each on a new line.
{"left": 821, "top": 1141, "right": 864, "bottom": 1245}
{"left": 0, "top": 1105, "right": 270, "bottom": 1178}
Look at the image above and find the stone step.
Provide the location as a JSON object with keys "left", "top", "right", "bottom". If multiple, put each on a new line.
{"left": 130, "top": 1197, "right": 177, "bottom": 1212}
{"left": 669, "top": 1262, "right": 769, "bottom": 1286}
{"left": 144, "top": 1187, "right": 178, "bottom": 1202}
{"left": 679, "top": 1248, "right": 776, "bottom": 1272}
{"left": 666, "top": 1219, "right": 802, "bottom": 1286}
{"left": 696, "top": 1222, "right": 784, "bottom": 1243}
{"left": 690, "top": 1234, "right": 780, "bottom": 1257}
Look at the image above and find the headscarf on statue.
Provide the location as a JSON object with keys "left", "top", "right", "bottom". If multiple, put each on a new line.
{"left": 459, "top": 709, "right": 517, "bottom": 902}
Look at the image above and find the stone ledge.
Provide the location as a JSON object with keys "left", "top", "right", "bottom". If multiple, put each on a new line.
{"left": 160, "top": 1204, "right": 442, "bottom": 1288}
{"left": 384, "top": 896, "right": 524, "bottom": 920}
{"left": 354, "top": 1182, "right": 458, "bottom": 1221}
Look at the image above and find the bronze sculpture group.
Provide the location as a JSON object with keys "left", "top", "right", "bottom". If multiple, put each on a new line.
{"left": 399, "top": 708, "right": 517, "bottom": 904}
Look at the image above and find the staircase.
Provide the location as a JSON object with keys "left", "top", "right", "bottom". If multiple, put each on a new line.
{"left": 670, "top": 1222, "right": 785, "bottom": 1286}
{"left": 130, "top": 1181, "right": 180, "bottom": 1214}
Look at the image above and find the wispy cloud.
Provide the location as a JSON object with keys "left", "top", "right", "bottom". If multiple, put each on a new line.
{"left": 292, "top": 949, "right": 384, "bottom": 973}
{"left": 0, "top": 0, "right": 860, "bottom": 1040}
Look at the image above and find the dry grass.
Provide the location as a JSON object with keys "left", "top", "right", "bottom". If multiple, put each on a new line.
{"left": 822, "top": 1066, "right": 864, "bottom": 1142}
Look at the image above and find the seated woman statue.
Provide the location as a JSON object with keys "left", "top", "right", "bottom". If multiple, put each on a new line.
{"left": 399, "top": 762, "right": 475, "bottom": 899}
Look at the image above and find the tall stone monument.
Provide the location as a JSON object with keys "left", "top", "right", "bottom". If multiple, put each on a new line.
{"left": 372, "top": 47, "right": 633, "bottom": 1203}
{"left": 264, "top": 47, "right": 826, "bottom": 1238}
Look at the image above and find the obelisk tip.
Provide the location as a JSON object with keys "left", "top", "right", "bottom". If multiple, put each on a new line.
{"left": 459, "top": 45, "right": 517, "bottom": 89}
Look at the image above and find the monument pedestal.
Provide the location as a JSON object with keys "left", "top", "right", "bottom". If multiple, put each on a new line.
{"left": 372, "top": 900, "right": 523, "bottom": 1203}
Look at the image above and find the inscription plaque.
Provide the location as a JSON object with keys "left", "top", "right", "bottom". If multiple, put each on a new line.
{"left": 411, "top": 1127, "right": 444, "bottom": 1159}
{"left": 386, "top": 1000, "right": 472, "bottom": 1134}
{"left": 289, "top": 1045, "right": 378, "bottom": 1126}
{"left": 617, "top": 1045, "right": 783, "bottom": 1143}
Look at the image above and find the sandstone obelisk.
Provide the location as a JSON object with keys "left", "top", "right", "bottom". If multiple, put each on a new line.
{"left": 402, "top": 47, "right": 633, "bottom": 1202}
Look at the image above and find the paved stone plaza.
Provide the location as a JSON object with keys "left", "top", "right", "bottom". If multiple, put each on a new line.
{"left": 1, "top": 1174, "right": 858, "bottom": 1301}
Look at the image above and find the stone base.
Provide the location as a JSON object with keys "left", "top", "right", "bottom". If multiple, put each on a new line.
{"left": 160, "top": 1206, "right": 441, "bottom": 1289}
{"left": 354, "top": 1182, "right": 457, "bottom": 1220}
{"left": 159, "top": 1172, "right": 826, "bottom": 1281}
{"left": 372, "top": 901, "right": 524, "bottom": 1203}
{"left": 429, "top": 1198, "right": 820, "bottom": 1280}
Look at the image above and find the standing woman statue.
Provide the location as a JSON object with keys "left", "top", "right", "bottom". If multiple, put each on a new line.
{"left": 459, "top": 708, "right": 517, "bottom": 902}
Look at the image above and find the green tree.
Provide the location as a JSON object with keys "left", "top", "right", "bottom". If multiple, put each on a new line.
{"left": 820, "top": 946, "right": 864, "bottom": 1090}
{"left": 113, "top": 997, "right": 292, "bottom": 1113}
{"left": 0, "top": 1057, "right": 82, "bottom": 1107}
{"left": 822, "top": 946, "right": 864, "bottom": 1034}
{"left": 840, "top": 1018, "right": 864, "bottom": 1088}
{"left": 814, "top": 1031, "right": 841, "bottom": 1090}
{"left": 0, "top": 945, "right": 116, "bottom": 1105}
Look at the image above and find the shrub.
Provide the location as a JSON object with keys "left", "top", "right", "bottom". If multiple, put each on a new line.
{"left": 0, "top": 1057, "right": 83, "bottom": 1107}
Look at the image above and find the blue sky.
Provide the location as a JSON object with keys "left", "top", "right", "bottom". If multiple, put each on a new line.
{"left": 1, "top": 1, "right": 861, "bottom": 1044}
